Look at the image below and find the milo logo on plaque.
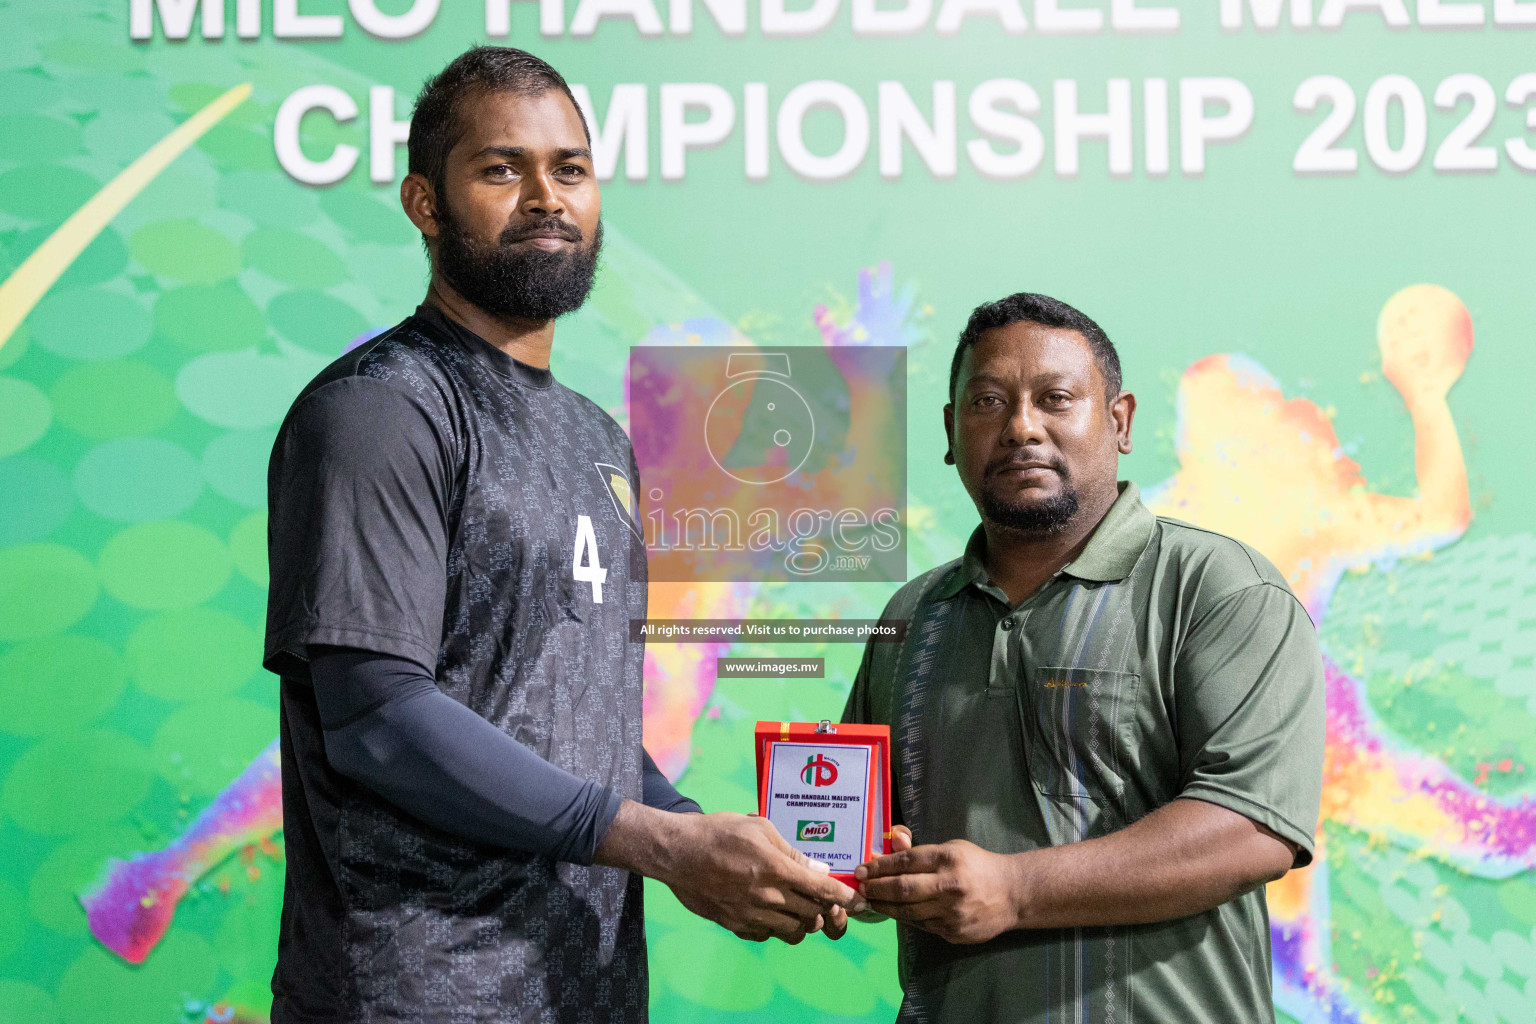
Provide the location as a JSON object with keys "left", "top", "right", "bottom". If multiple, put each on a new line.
{"left": 797, "top": 820, "right": 835, "bottom": 842}
{"left": 800, "top": 753, "right": 839, "bottom": 787}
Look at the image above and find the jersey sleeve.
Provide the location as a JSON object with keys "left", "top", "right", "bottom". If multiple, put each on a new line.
{"left": 264, "top": 376, "right": 455, "bottom": 675}
{"left": 1173, "top": 582, "right": 1326, "bottom": 867}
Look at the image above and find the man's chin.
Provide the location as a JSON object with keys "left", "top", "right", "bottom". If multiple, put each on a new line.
{"left": 978, "top": 485, "right": 1081, "bottom": 534}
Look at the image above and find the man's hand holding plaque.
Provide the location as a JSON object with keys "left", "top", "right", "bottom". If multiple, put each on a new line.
{"left": 854, "top": 826, "right": 1026, "bottom": 944}
{"left": 596, "top": 803, "right": 856, "bottom": 944}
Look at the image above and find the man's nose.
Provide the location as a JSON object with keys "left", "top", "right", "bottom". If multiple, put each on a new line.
{"left": 520, "top": 172, "right": 565, "bottom": 219}
{"left": 1000, "top": 398, "right": 1045, "bottom": 447}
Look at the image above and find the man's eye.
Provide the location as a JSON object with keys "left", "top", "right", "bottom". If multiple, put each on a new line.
{"left": 1043, "top": 392, "right": 1071, "bottom": 406}
{"left": 972, "top": 395, "right": 1002, "bottom": 408}
{"left": 488, "top": 164, "right": 515, "bottom": 177}
{"left": 557, "top": 164, "right": 586, "bottom": 177}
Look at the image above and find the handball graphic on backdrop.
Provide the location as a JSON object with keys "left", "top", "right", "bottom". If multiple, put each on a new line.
{"left": 1, "top": 1, "right": 1534, "bottom": 1023}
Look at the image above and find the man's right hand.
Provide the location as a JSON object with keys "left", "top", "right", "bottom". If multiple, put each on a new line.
{"left": 594, "top": 802, "right": 855, "bottom": 944}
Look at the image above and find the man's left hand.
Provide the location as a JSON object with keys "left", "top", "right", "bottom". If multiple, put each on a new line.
{"left": 855, "top": 839, "right": 1021, "bottom": 944}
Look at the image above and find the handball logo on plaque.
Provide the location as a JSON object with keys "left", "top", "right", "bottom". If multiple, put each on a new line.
{"left": 755, "top": 721, "right": 891, "bottom": 885}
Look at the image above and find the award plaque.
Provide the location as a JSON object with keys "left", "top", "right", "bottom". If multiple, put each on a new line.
{"left": 754, "top": 720, "right": 892, "bottom": 886}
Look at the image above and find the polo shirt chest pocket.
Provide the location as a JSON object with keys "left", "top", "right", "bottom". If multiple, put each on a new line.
{"left": 1019, "top": 666, "right": 1141, "bottom": 805}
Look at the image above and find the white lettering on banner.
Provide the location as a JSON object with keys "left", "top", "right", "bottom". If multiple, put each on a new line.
{"left": 486, "top": 0, "right": 567, "bottom": 35}
{"left": 130, "top": 0, "right": 221, "bottom": 38}
{"left": 777, "top": 81, "right": 870, "bottom": 180}
{"left": 669, "top": 0, "right": 749, "bottom": 33}
{"left": 967, "top": 79, "right": 1045, "bottom": 179}
{"left": 369, "top": 86, "right": 410, "bottom": 184}
{"left": 744, "top": 82, "right": 771, "bottom": 180}
{"left": 1053, "top": 78, "right": 1133, "bottom": 176}
{"left": 762, "top": 0, "right": 840, "bottom": 34}
{"left": 270, "top": 72, "right": 1536, "bottom": 186}
{"left": 350, "top": 0, "right": 438, "bottom": 38}
{"left": 274, "top": 0, "right": 344, "bottom": 37}
{"left": 1316, "top": 0, "right": 1410, "bottom": 27}
{"left": 853, "top": 0, "right": 933, "bottom": 34}
{"left": 1506, "top": 74, "right": 1536, "bottom": 171}
{"left": 1144, "top": 77, "right": 1170, "bottom": 175}
{"left": 1179, "top": 77, "right": 1254, "bottom": 175}
{"left": 127, "top": 0, "right": 1536, "bottom": 37}
{"left": 1111, "top": 0, "right": 1178, "bottom": 30}
{"left": 660, "top": 83, "right": 735, "bottom": 180}
{"left": 878, "top": 81, "right": 957, "bottom": 179}
{"left": 1035, "top": 0, "right": 1103, "bottom": 33}
{"left": 571, "top": 0, "right": 665, "bottom": 35}
{"left": 935, "top": 0, "right": 1028, "bottom": 32}
{"left": 274, "top": 85, "right": 359, "bottom": 186}
{"left": 1218, "top": 0, "right": 1313, "bottom": 29}
{"left": 572, "top": 84, "right": 650, "bottom": 180}
{"left": 1293, "top": 73, "right": 1534, "bottom": 177}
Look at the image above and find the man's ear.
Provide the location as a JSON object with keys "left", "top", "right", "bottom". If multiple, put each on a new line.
{"left": 942, "top": 404, "right": 956, "bottom": 465}
{"left": 1112, "top": 391, "right": 1136, "bottom": 454}
{"left": 400, "top": 172, "right": 441, "bottom": 241}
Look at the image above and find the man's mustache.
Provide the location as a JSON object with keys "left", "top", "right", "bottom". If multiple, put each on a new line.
{"left": 984, "top": 452, "right": 1068, "bottom": 482}
{"left": 499, "top": 216, "right": 583, "bottom": 245}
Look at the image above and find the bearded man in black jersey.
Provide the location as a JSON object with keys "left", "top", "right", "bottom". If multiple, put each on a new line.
{"left": 264, "top": 46, "right": 853, "bottom": 1024}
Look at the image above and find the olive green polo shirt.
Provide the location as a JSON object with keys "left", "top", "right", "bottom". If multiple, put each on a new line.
{"left": 842, "top": 481, "right": 1325, "bottom": 1024}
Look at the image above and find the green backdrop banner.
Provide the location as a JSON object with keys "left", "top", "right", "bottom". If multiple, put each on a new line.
{"left": 1, "top": 2, "right": 1534, "bottom": 1022}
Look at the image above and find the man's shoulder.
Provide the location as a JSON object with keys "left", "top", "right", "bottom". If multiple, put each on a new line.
{"left": 282, "top": 316, "right": 459, "bottom": 431}
{"left": 1150, "top": 515, "right": 1299, "bottom": 609}
{"left": 879, "top": 558, "right": 965, "bottom": 620}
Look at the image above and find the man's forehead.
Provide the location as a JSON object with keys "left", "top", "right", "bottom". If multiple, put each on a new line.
{"left": 448, "top": 89, "right": 587, "bottom": 159}
{"left": 965, "top": 323, "right": 1097, "bottom": 378}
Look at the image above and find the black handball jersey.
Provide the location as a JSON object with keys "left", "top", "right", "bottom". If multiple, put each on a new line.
{"left": 264, "top": 302, "right": 650, "bottom": 1023}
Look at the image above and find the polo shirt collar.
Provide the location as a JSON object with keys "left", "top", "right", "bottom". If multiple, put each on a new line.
{"left": 937, "top": 481, "right": 1155, "bottom": 600}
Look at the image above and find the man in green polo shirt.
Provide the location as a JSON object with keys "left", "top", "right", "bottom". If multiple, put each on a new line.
{"left": 836, "top": 292, "right": 1325, "bottom": 1023}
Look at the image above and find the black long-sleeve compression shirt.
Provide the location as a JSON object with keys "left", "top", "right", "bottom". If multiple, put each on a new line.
{"left": 310, "top": 646, "right": 700, "bottom": 865}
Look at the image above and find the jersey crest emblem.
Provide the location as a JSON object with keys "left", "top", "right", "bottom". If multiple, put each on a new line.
{"left": 594, "top": 462, "right": 642, "bottom": 539}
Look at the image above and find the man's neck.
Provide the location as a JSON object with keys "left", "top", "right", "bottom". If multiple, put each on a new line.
{"left": 981, "top": 484, "right": 1121, "bottom": 606}
{"left": 424, "top": 277, "right": 556, "bottom": 369}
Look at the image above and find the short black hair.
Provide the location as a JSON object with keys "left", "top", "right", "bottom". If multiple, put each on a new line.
{"left": 948, "top": 293, "right": 1122, "bottom": 405}
{"left": 408, "top": 46, "right": 590, "bottom": 201}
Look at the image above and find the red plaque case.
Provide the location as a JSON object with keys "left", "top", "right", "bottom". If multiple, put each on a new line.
{"left": 754, "top": 720, "right": 892, "bottom": 887}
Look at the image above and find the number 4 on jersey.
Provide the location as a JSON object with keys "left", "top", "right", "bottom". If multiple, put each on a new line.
{"left": 573, "top": 514, "right": 607, "bottom": 603}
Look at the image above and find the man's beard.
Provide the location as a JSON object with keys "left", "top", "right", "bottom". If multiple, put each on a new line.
{"left": 434, "top": 202, "right": 603, "bottom": 322}
{"left": 978, "top": 461, "right": 1080, "bottom": 534}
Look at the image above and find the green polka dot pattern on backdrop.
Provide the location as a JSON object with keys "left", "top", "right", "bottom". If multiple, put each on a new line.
{"left": 201, "top": 429, "right": 277, "bottom": 507}
{"left": 73, "top": 437, "right": 203, "bottom": 521}
{"left": 49, "top": 359, "right": 178, "bottom": 439}
{"left": 0, "top": 457, "right": 73, "bottom": 546}
{"left": 128, "top": 219, "right": 241, "bottom": 284}
{"left": 0, "top": 544, "right": 98, "bottom": 642}
{"left": 0, "top": 635, "right": 127, "bottom": 736}
{"left": 229, "top": 511, "right": 269, "bottom": 586}
{"left": 28, "top": 287, "right": 151, "bottom": 361}
{"left": 126, "top": 606, "right": 260, "bottom": 701}
{"left": 0, "top": 165, "right": 99, "bottom": 221}
{"left": 99, "top": 521, "right": 231, "bottom": 609}
{"left": 55, "top": 930, "right": 216, "bottom": 1024}
{"left": 1, "top": 729, "right": 154, "bottom": 835}
{"left": 151, "top": 698, "right": 277, "bottom": 796}
{"left": 242, "top": 227, "right": 347, "bottom": 287}
{"left": 0, "top": 376, "right": 51, "bottom": 457}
